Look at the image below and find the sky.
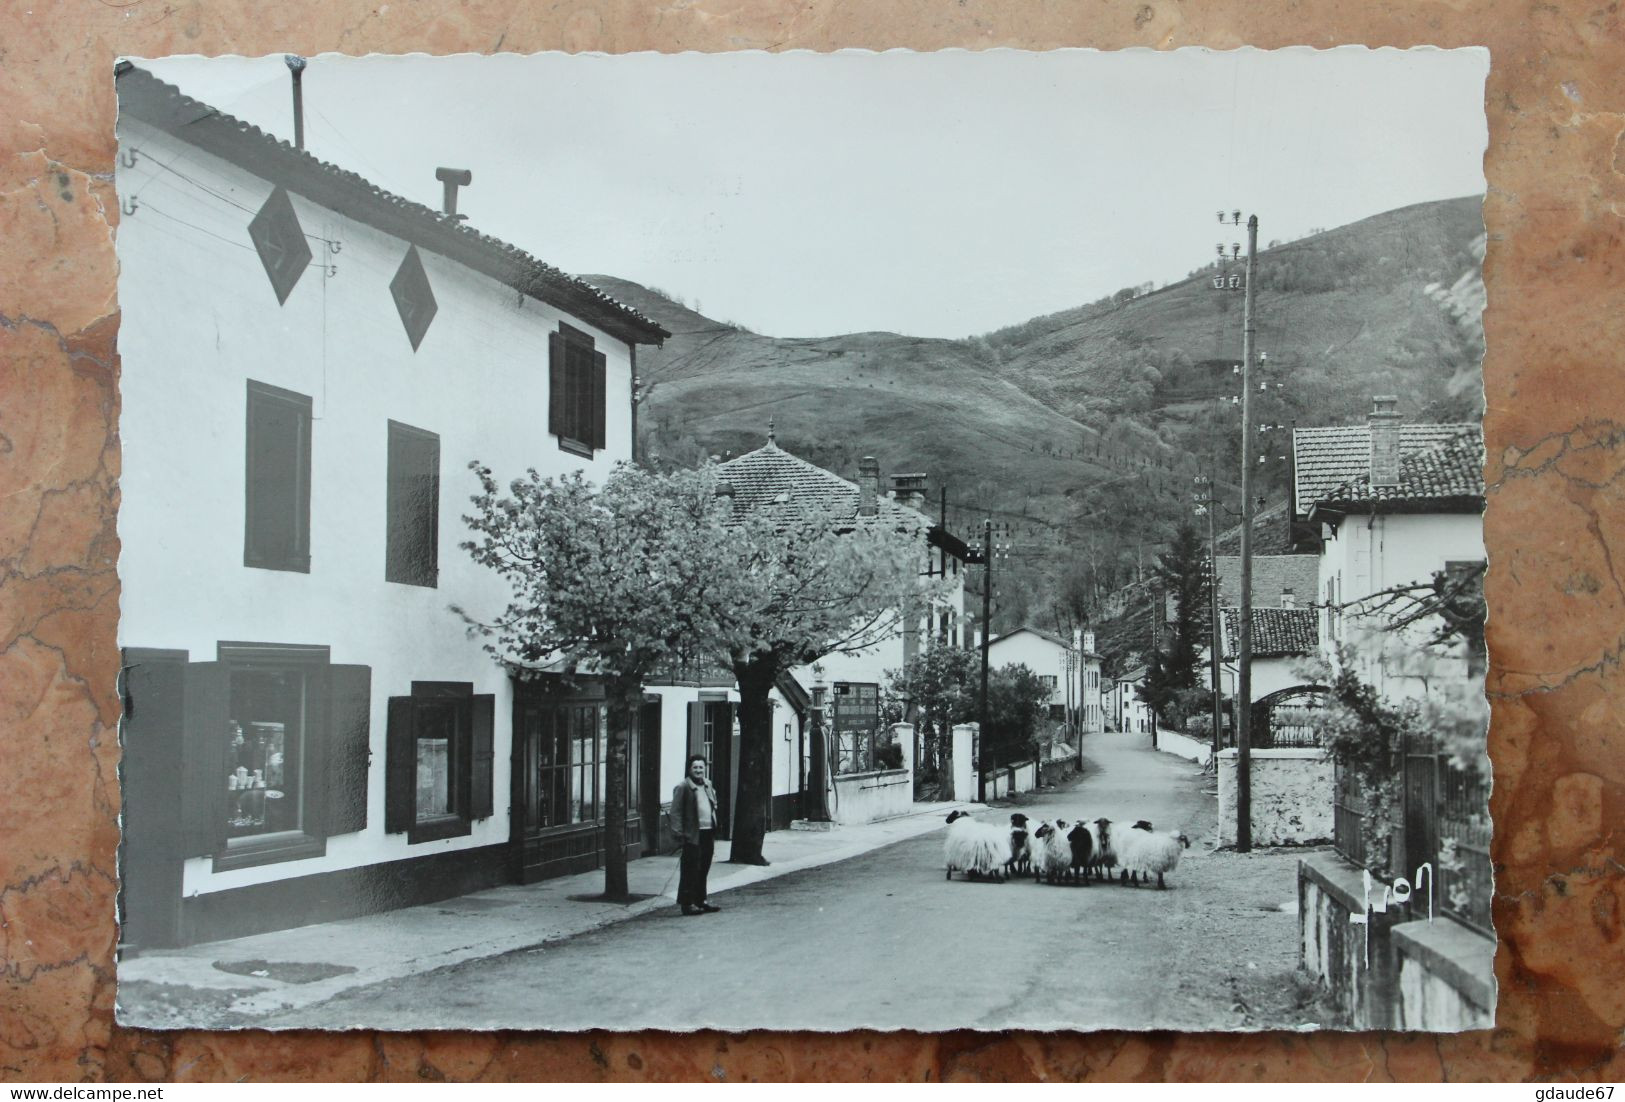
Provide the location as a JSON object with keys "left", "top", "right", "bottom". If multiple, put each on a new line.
{"left": 140, "top": 48, "right": 1488, "bottom": 340}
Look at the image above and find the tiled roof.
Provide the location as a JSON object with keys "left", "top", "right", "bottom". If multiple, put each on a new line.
{"left": 1215, "top": 500, "right": 1295, "bottom": 556}
{"left": 717, "top": 442, "right": 924, "bottom": 529}
{"left": 1312, "top": 426, "right": 1485, "bottom": 513}
{"left": 1293, "top": 423, "right": 1480, "bottom": 513}
{"left": 115, "top": 64, "right": 669, "bottom": 347}
{"left": 1220, "top": 606, "right": 1320, "bottom": 660}
{"left": 989, "top": 627, "right": 1070, "bottom": 651}
{"left": 1215, "top": 554, "right": 1320, "bottom": 609}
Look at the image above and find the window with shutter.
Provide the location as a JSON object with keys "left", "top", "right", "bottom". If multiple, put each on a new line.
{"left": 385, "top": 421, "right": 440, "bottom": 587}
{"left": 209, "top": 642, "right": 331, "bottom": 871}
{"left": 384, "top": 682, "right": 483, "bottom": 843}
{"left": 547, "top": 323, "right": 607, "bottom": 456}
{"left": 244, "top": 381, "right": 312, "bottom": 572}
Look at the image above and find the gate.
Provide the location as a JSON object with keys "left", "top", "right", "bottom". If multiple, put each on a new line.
{"left": 1402, "top": 754, "right": 1439, "bottom": 888}
{"left": 1250, "top": 685, "right": 1331, "bottom": 749}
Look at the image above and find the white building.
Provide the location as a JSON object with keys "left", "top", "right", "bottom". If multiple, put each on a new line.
{"left": 1109, "top": 666, "right": 1154, "bottom": 734}
{"left": 1296, "top": 399, "right": 1487, "bottom": 697}
{"left": 114, "top": 65, "right": 669, "bottom": 948}
{"left": 986, "top": 628, "right": 1073, "bottom": 722}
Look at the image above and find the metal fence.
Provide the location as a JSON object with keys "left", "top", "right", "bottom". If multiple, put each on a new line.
{"left": 1437, "top": 758, "right": 1494, "bottom": 936}
{"left": 1333, "top": 758, "right": 1386, "bottom": 870}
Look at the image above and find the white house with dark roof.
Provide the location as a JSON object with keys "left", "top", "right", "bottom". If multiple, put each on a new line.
{"left": 114, "top": 64, "right": 670, "bottom": 949}
{"left": 1217, "top": 606, "right": 1321, "bottom": 711}
{"left": 1297, "top": 397, "right": 1486, "bottom": 699}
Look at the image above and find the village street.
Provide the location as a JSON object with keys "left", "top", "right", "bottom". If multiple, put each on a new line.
{"left": 252, "top": 732, "right": 1323, "bottom": 1033}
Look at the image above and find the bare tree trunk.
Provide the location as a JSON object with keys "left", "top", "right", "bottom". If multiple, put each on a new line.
{"left": 600, "top": 682, "right": 635, "bottom": 899}
{"left": 728, "top": 656, "right": 779, "bottom": 866}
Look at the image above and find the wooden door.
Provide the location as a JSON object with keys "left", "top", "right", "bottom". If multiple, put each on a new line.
{"left": 638, "top": 700, "right": 662, "bottom": 848}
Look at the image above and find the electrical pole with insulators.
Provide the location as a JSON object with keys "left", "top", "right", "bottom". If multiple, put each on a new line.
{"left": 1234, "top": 211, "right": 1260, "bottom": 852}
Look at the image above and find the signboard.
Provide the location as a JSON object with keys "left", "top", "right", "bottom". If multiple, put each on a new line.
{"left": 832, "top": 682, "right": 880, "bottom": 774}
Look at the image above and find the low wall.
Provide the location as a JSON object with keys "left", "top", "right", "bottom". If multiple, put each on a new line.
{"left": 1392, "top": 917, "right": 1496, "bottom": 1031}
{"left": 1298, "top": 853, "right": 1399, "bottom": 1029}
{"left": 951, "top": 724, "right": 976, "bottom": 801}
{"left": 1156, "top": 729, "right": 1211, "bottom": 765}
{"left": 832, "top": 769, "right": 913, "bottom": 825}
{"left": 1217, "top": 748, "right": 1333, "bottom": 846}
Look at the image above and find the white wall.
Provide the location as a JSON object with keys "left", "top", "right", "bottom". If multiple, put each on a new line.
{"left": 116, "top": 119, "right": 635, "bottom": 895}
{"left": 986, "top": 631, "right": 1069, "bottom": 709}
{"left": 1318, "top": 511, "right": 1485, "bottom": 699}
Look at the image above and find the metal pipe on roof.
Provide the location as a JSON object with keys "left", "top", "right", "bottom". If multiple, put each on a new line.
{"left": 284, "top": 56, "right": 306, "bottom": 151}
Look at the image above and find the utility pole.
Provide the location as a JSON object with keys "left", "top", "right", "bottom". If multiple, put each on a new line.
{"left": 1195, "top": 473, "right": 1224, "bottom": 759}
{"left": 978, "top": 517, "right": 992, "bottom": 804}
{"left": 1235, "top": 212, "right": 1259, "bottom": 853}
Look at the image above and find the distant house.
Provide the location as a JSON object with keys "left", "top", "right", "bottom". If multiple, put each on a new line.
{"left": 1109, "top": 665, "right": 1153, "bottom": 734}
{"left": 1218, "top": 606, "right": 1320, "bottom": 706}
{"left": 649, "top": 436, "right": 968, "bottom": 828}
{"left": 114, "top": 66, "right": 670, "bottom": 948}
{"left": 986, "top": 627, "right": 1073, "bottom": 723}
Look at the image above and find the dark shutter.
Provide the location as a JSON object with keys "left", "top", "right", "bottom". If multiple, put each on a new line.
{"left": 384, "top": 696, "right": 414, "bottom": 834}
{"left": 326, "top": 664, "right": 372, "bottom": 836}
{"left": 386, "top": 422, "right": 440, "bottom": 587}
{"left": 590, "top": 349, "right": 607, "bottom": 450}
{"left": 180, "top": 662, "right": 230, "bottom": 858}
{"left": 244, "top": 381, "right": 312, "bottom": 572}
{"left": 120, "top": 648, "right": 189, "bottom": 948}
{"left": 548, "top": 330, "right": 568, "bottom": 439}
{"left": 687, "top": 701, "right": 704, "bottom": 758}
{"left": 470, "top": 693, "right": 495, "bottom": 820}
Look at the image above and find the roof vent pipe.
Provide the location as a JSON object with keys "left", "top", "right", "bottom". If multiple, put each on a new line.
{"left": 284, "top": 55, "right": 306, "bottom": 151}
{"left": 436, "top": 167, "right": 473, "bottom": 221}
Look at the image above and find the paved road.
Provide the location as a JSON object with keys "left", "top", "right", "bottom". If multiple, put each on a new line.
{"left": 265, "top": 730, "right": 1305, "bottom": 1032}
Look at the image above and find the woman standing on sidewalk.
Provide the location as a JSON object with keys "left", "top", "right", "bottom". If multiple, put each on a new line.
{"left": 671, "top": 754, "right": 722, "bottom": 916}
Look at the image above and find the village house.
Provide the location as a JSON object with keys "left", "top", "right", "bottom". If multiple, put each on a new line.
{"left": 985, "top": 627, "right": 1074, "bottom": 725}
{"left": 1108, "top": 665, "right": 1154, "bottom": 734}
{"left": 645, "top": 438, "right": 968, "bottom": 829}
{"left": 113, "top": 64, "right": 670, "bottom": 948}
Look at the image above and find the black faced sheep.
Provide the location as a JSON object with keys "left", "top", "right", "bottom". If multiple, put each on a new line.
{"left": 1086, "top": 817, "right": 1121, "bottom": 884}
{"left": 1066, "top": 820, "right": 1095, "bottom": 885}
{"left": 1032, "top": 819, "right": 1074, "bottom": 885}
{"left": 943, "top": 809, "right": 1012, "bottom": 882}
{"left": 1007, "top": 813, "right": 1032, "bottom": 878}
{"left": 1118, "top": 819, "right": 1191, "bottom": 889}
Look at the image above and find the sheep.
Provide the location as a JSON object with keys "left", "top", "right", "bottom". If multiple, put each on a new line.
{"left": 1117, "top": 819, "right": 1191, "bottom": 890}
{"left": 1007, "top": 813, "right": 1032, "bottom": 878}
{"left": 943, "top": 809, "right": 1012, "bottom": 882}
{"left": 1031, "top": 819, "right": 1074, "bottom": 885}
{"left": 1066, "top": 820, "right": 1095, "bottom": 885}
{"left": 1086, "top": 817, "right": 1121, "bottom": 884}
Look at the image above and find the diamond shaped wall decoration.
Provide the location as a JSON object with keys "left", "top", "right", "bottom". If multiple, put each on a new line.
{"left": 390, "top": 245, "right": 437, "bottom": 352}
{"left": 247, "top": 186, "right": 312, "bottom": 305}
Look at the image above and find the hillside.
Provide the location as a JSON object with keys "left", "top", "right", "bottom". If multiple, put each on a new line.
{"left": 579, "top": 194, "right": 1485, "bottom": 641}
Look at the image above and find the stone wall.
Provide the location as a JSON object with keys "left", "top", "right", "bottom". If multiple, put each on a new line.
{"left": 1392, "top": 918, "right": 1496, "bottom": 1031}
{"left": 1217, "top": 748, "right": 1334, "bottom": 846}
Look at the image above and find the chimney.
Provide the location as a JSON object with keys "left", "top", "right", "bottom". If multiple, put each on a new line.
{"left": 435, "top": 167, "right": 473, "bottom": 221}
{"left": 858, "top": 457, "right": 880, "bottom": 517}
{"left": 715, "top": 480, "right": 736, "bottom": 517}
{"left": 1369, "top": 395, "right": 1402, "bottom": 489}
{"left": 889, "top": 473, "right": 929, "bottom": 512}
{"left": 1281, "top": 588, "right": 1296, "bottom": 609}
{"left": 1083, "top": 630, "right": 1096, "bottom": 653}
{"left": 284, "top": 55, "right": 307, "bottom": 151}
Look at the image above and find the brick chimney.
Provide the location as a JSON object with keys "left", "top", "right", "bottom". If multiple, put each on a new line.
{"left": 858, "top": 457, "right": 880, "bottom": 517}
{"left": 1369, "top": 395, "right": 1402, "bottom": 489}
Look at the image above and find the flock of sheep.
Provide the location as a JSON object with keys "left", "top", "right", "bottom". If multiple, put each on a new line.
{"left": 942, "top": 809, "right": 1191, "bottom": 889}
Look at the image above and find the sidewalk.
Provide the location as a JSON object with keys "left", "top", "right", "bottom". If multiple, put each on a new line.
{"left": 117, "top": 800, "right": 979, "bottom": 1028}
